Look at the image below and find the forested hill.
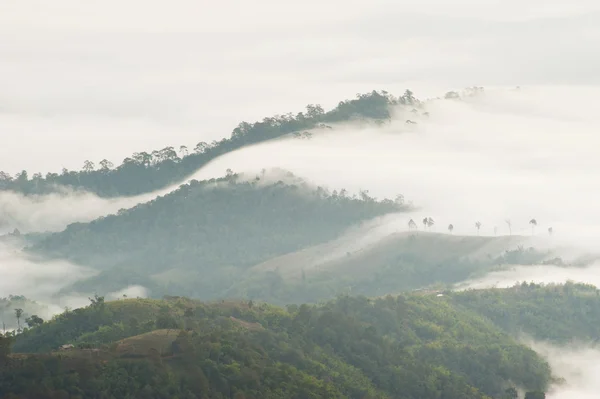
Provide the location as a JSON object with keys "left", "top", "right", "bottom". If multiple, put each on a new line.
{"left": 28, "top": 174, "right": 405, "bottom": 299}
{"left": 0, "top": 90, "right": 420, "bottom": 198}
{"left": 3, "top": 291, "right": 550, "bottom": 399}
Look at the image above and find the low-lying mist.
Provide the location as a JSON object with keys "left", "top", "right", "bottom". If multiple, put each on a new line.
{"left": 189, "top": 86, "right": 600, "bottom": 254}
{"left": 0, "top": 239, "right": 147, "bottom": 321}
{"left": 531, "top": 342, "right": 600, "bottom": 399}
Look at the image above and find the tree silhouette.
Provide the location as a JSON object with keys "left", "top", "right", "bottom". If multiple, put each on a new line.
{"left": 25, "top": 315, "right": 44, "bottom": 328}
{"left": 422, "top": 218, "right": 428, "bottom": 230}
{"left": 82, "top": 160, "right": 95, "bottom": 172}
{"left": 99, "top": 159, "right": 114, "bottom": 171}
{"left": 529, "top": 219, "right": 537, "bottom": 236}
{"left": 475, "top": 222, "right": 482, "bottom": 235}
{"left": 14, "top": 308, "right": 23, "bottom": 332}
{"left": 448, "top": 224, "right": 454, "bottom": 234}
{"left": 548, "top": 227, "right": 553, "bottom": 236}
{"left": 505, "top": 219, "right": 512, "bottom": 236}
{"left": 408, "top": 219, "right": 417, "bottom": 230}
{"left": 427, "top": 217, "right": 435, "bottom": 230}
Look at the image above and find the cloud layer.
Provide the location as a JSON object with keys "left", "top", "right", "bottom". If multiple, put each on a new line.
{"left": 2, "top": 0, "right": 600, "bottom": 173}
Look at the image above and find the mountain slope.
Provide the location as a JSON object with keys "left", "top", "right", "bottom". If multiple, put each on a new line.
{"left": 452, "top": 281, "right": 600, "bottom": 343}
{"left": 28, "top": 174, "right": 404, "bottom": 299}
{"left": 227, "top": 231, "right": 551, "bottom": 303}
{"left": 4, "top": 291, "right": 551, "bottom": 399}
{"left": 0, "top": 90, "right": 415, "bottom": 198}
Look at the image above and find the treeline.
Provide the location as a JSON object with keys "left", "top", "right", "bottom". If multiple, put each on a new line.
{"left": 0, "top": 90, "right": 419, "bottom": 198}
{"left": 3, "top": 290, "right": 549, "bottom": 398}
{"left": 29, "top": 174, "right": 406, "bottom": 299}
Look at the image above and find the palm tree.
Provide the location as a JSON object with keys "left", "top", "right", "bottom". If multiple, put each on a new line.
{"left": 423, "top": 218, "right": 429, "bottom": 230}
{"left": 505, "top": 219, "right": 512, "bottom": 236}
{"left": 14, "top": 308, "right": 23, "bottom": 332}
{"left": 475, "top": 221, "right": 482, "bottom": 235}
{"left": 529, "top": 219, "right": 537, "bottom": 236}
{"left": 448, "top": 224, "right": 454, "bottom": 234}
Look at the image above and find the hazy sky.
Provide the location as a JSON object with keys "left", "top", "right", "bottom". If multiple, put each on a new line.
{"left": 2, "top": 0, "right": 600, "bottom": 173}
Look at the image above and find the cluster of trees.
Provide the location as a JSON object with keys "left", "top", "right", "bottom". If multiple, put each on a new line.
{"left": 2, "top": 288, "right": 552, "bottom": 398}
{"left": 1, "top": 295, "right": 47, "bottom": 332}
{"left": 453, "top": 281, "right": 600, "bottom": 343}
{"left": 409, "top": 217, "right": 552, "bottom": 237}
{"left": 28, "top": 174, "right": 406, "bottom": 299}
{"left": 0, "top": 90, "right": 418, "bottom": 198}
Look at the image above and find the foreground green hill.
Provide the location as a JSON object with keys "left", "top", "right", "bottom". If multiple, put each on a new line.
{"left": 3, "top": 290, "right": 551, "bottom": 399}
{"left": 28, "top": 174, "right": 404, "bottom": 299}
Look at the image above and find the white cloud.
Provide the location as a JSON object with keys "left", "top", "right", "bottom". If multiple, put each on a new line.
{"left": 1, "top": 0, "right": 599, "bottom": 173}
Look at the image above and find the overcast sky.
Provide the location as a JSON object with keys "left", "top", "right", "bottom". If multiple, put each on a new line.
{"left": 1, "top": 0, "right": 600, "bottom": 173}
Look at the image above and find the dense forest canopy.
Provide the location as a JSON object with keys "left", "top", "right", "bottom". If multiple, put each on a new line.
{"left": 1, "top": 286, "right": 553, "bottom": 399}
{"left": 27, "top": 173, "right": 406, "bottom": 299}
{"left": 0, "top": 90, "right": 421, "bottom": 198}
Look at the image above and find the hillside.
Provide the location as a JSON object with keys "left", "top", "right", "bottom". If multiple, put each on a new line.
{"left": 0, "top": 90, "right": 418, "bottom": 198}
{"left": 2, "top": 291, "right": 552, "bottom": 399}
{"left": 28, "top": 174, "right": 404, "bottom": 299}
{"left": 452, "top": 281, "right": 600, "bottom": 343}
{"left": 235, "top": 231, "right": 550, "bottom": 303}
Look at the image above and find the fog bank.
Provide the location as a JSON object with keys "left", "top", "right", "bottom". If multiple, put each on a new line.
{"left": 190, "top": 87, "right": 600, "bottom": 255}
{"left": 531, "top": 342, "right": 600, "bottom": 399}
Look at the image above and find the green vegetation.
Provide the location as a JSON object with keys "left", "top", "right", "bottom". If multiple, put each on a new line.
{"left": 0, "top": 90, "right": 418, "bottom": 198}
{"left": 3, "top": 290, "right": 551, "bottom": 399}
{"left": 237, "top": 233, "right": 552, "bottom": 304}
{"left": 0, "top": 295, "right": 48, "bottom": 332}
{"left": 452, "top": 281, "right": 600, "bottom": 343}
{"left": 29, "top": 174, "right": 405, "bottom": 299}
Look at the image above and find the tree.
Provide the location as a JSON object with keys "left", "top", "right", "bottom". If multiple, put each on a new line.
{"left": 306, "top": 104, "right": 324, "bottom": 118}
{"left": 132, "top": 152, "right": 153, "bottom": 167}
{"left": 0, "top": 171, "right": 12, "bottom": 182}
{"left": 14, "top": 309, "right": 23, "bottom": 332}
{"left": 422, "top": 217, "right": 434, "bottom": 230}
{"left": 548, "top": 227, "right": 553, "bottom": 236}
{"left": 408, "top": 219, "right": 417, "bottom": 230}
{"left": 529, "top": 219, "right": 537, "bottom": 236}
{"left": 99, "top": 159, "right": 114, "bottom": 171}
{"left": 427, "top": 217, "right": 434, "bottom": 229}
{"left": 401, "top": 89, "right": 417, "bottom": 105}
{"left": 475, "top": 221, "right": 482, "bottom": 235}
{"left": 83, "top": 160, "right": 95, "bottom": 172}
{"left": 194, "top": 142, "right": 208, "bottom": 154}
{"left": 503, "top": 387, "right": 518, "bottom": 399}
{"left": 179, "top": 145, "right": 189, "bottom": 157}
{"left": 505, "top": 219, "right": 512, "bottom": 236}
{"left": 448, "top": 224, "right": 454, "bottom": 234}
{"left": 25, "top": 315, "right": 44, "bottom": 328}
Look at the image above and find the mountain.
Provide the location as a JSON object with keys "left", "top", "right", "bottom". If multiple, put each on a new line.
{"left": 2, "top": 287, "right": 553, "bottom": 399}
{"left": 0, "top": 90, "right": 419, "bottom": 198}
{"left": 28, "top": 174, "right": 405, "bottom": 300}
